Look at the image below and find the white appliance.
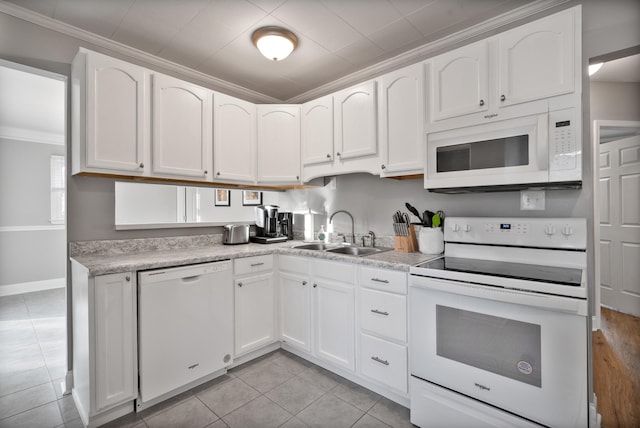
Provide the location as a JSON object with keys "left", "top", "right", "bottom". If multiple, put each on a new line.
{"left": 137, "top": 260, "right": 233, "bottom": 408}
{"left": 425, "top": 108, "right": 581, "bottom": 192}
{"left": 409, "top": 217, "right": 589, "bottom": 427}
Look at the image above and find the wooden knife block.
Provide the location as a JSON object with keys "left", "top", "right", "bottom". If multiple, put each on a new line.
{"left": 394, "top": 225, "right": 419, "bottom": 252}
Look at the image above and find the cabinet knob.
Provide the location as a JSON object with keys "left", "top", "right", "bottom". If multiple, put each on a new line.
{"left": 302, "top": 281, "right": 307, "bottom": 286}
{"left": 238, "top": 282, "right": 243, "bottom": 287}
{"left": 500, "top": 94, "right": 506, "bottom": 102}
{"left": 336, "top": 152, "right": 341, "bottom": 157}
{"left": 313, "top": 283, "right": 318, "bottom": 288}
{"left": 381, "top": 164, "right": 386, "bottom": 170}
{"left": 296, "top": 176, "right": 299, "bottom": 180}
{"left": 217, "top": 172, "right": 221, "bottom": 176}
{"left": 125, "top": 275, "right": 131, "bottom": 282}
{"left": 204, "top": 170, "right": 208, "bottom": 175}
{"left": 479, "top": 99, "right": 485, "bottom": 106}
{"left": 139, "top": 163, "right": 144, "bottom": 169}
{"left": 326, "top": 154, "right": 331, "bottom": 158}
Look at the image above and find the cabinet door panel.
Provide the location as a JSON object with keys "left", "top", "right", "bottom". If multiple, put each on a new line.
{"left": 213, "top": 93, "right": 256, "bottom": 183}
{"left": 314, "top": 279, "right": 355, "bottom": 371}
{"left": 94, "top": 272, "right": 137, "bottom": 411}
{"left": 152, "top": 74, "right": 211, "bottom": 178}
{"left": 498, "top": 10, "right": 574, "bottom": 106}
{"left": 431, "top": 41, "right": 489, "bottom": 121}
{"left": 257, "top": 106, "right": 301, "bottom": 184}
{"left": 234, "top": 273, "right": 275, "bottom": 355}
{"left": 335, "top": 81, "right": 377, "bottom": 160}
{"left": 279, "top": 272, "right": 311, "bottom": 352}
{"left": 380, "top": 63, "right": 425, "bottom": 175}
{"left": 302, "top": 95, "right": 334, "bottom": 166}
{"left": 86, "top": 54, "right": 146, "bottom": 172}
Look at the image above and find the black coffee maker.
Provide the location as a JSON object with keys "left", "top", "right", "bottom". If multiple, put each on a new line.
{"left": 278, "top": 212, "right": 294, "bottom": 240}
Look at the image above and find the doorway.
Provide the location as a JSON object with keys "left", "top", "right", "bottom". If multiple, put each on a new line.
{"left": 590, "top": 51, "right": 640, "bottom": 323}
{"left": 0, "top": 60, "right": 70, "bottom": 423}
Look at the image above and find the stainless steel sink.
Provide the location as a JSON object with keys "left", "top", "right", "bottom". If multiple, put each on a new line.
{"left": 325, "top": 246, "right": 391, "bottom": 256}
{"left": 293, "top": 243, "right": 332, "bottom": 251}
{"left": 292, "top": 243, "right": 392, "bottom": 257}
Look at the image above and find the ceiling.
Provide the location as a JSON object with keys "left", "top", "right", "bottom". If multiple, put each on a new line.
{"left": 3, "top": 0, "right": 536, "bottom": 101}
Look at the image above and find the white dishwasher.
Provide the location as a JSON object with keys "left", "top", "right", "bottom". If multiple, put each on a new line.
{"left": 137, "top": 260, "right": 233, "bottom": 408}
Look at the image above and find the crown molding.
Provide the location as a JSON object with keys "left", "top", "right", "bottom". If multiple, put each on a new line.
{"left": 0, "top": 0, "right": 280, "bottom": 103}
{"left": 1, "top": 0, "right": 571, "bottom": 104}
{"left": 285, "top": 0, "right": 572, "bottom": 104}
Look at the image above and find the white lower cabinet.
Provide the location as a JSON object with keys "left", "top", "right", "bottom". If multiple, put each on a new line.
{"left": 234, "top": 255, "right": 276, "bottom": 356}
{"left": 71, "top": 261, "right": 137, "bottom": 428}
{"left": 357, "top": 266, "right": 408, "bottom": 394}
{"left": 278, "top": 255, "right": 312, "bottom": 353}
{"left": 278, "top": 255, "right": 356, "bottom": 372}
{"left": 359, "top": 333, "right": 408, "bottom": 393}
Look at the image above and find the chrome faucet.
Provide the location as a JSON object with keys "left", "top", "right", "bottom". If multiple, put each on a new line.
{"left": 362, "top": 230, "right": 376, "bottom": 247}
{"left": 329, "top": 210, "right": 355, "bottom": 244}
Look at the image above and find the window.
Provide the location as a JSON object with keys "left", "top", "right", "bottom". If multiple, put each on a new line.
{"left": 50, "top": 155, "right": 65, "bottom": 224}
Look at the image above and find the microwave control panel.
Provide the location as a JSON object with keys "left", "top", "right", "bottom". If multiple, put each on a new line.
{"left": 549, "top": 108, "right": 578, "bottom": 171}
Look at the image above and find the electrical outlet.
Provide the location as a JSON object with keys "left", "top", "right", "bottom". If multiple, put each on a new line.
{"left": 520, "top": 190, "right": 546, "bottom": 211}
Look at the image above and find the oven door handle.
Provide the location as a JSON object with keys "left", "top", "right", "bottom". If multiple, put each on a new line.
{"left": 410, "top": 276, "right": 588, "bottom": 316}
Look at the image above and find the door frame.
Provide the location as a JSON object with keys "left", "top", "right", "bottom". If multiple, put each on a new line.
{"left": 591, "top": 119, "right": 640, "bottom": 329}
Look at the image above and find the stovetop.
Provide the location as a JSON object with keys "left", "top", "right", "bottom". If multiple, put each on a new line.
{"left": 414, "top": 256, "right": 583, "bottom": 287}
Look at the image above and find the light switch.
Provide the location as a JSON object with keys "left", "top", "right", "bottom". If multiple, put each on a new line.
{"left": 520, "top": 190, "right": 546, "bottom": 211}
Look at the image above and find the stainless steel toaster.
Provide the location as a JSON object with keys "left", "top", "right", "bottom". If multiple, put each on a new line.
{"left": 223, "top": 224, "right": 249, "bottom": 245}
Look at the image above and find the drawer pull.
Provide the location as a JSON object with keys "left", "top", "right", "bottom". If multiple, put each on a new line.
{"left": 371, "top": 356, "right": 389, "bottom": 366}
{"left": 371, "top": 278, "right": 389, "bottom": 284}
{"left": 250, "top": 262, "right": 265, "bottom": 267}
{"left": 371, "top": 309, "right": 389, "bottom": 316}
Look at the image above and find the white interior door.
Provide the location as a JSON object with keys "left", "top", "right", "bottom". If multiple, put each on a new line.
{"left": 599, "top": 134, "right": 640, "bottom": 317}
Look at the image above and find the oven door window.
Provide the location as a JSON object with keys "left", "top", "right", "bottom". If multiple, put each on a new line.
{"left": 436, "top": 305, "right": 541, "bottom": 387}
{"left": 436, "top": 135, "right": 529, "bottom": 173}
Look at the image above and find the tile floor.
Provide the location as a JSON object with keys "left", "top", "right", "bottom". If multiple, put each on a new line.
{"left": 1, "top": 289, "right": 414, "bottom": 428}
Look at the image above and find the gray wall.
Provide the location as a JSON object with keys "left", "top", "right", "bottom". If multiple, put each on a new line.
{"left": 0, "top": 138, "right": 65, "bottom": 289}
{"left": 590, "top": 82, "right": 640, "bottom": 121}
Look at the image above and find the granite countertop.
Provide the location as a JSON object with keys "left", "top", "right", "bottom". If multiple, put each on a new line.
{"left": 71, "top": 240, "right": 442, "bottom": 276}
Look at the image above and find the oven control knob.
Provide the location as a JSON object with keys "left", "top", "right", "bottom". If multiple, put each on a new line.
{"left": 561, "top": 226, "right": 573, "bottom": 236}
{"left": 463, "top": 224, "right": 471, "bottom": 232}
{"left": 544, "top": 225, "right": 556, "bottom": 236}
{"left": 450, "top": 223, "right": 460, "bottom": 232}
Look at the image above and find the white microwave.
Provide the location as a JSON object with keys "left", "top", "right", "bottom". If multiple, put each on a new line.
{"left": 425, "top": 108, "right": 581, "bottom": 193}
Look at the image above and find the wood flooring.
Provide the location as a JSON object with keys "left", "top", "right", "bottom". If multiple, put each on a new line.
{"left": 592, "top": 307, "right": 640, "bottom": 428}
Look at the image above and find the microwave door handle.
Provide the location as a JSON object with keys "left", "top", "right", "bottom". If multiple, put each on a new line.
{"left": 537, "top": 113, "right": 549, "bottom": 170}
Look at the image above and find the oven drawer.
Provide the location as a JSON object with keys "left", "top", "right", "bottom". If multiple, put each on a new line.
{"left": 359, "top": 333, "right": 407, "bottom": 393}
{"left": 360, "top": 266, "right": 407, "bottom": 294}
{"left": 410, "top": 377, "right": 540, "bottom": 428}
{"left": 359, "top": 288, "right": 406, "bottom": 342}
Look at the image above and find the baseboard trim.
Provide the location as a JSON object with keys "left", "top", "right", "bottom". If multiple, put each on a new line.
{"left": 0, "top": 278, "right": 65, "bottom": 297}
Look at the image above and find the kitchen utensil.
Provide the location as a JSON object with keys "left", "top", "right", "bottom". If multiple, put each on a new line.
{"left": 432, "top": 213, "right": 441, "bottom": 228}
{"left": 422, "top": 210, "right": 434, "bottom": 227}
{"left": 405, "top": 203, "right": 423, "bottom": 223}
{"left": 436, "top": 210, "right": 445, "bottom": 228}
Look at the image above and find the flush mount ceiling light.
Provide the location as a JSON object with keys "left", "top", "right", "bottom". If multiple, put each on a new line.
{"left": 252, "top": 26, "right": 298, "bottom": 61}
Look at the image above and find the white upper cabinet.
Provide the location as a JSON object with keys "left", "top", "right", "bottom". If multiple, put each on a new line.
{"left": 151, "top": 74, "right": 212, "bottom": 180}
{"left": 497, "top": 9, "right": 575, "bottom": 107}
{"left": 429, "top": 8, "right": 578, "bottom": 125}
{"left": 334, "top": 81, "right": 378, "bottom": 160}
{"left": 72, "top": 49, "right": 148, "bottom": 175}
{"left": 380, "top": 63, "right": 426, "bottom": 176}
{"left": 431, "top": 41, "right": 489, "bottom": 121}
{"left": 257, "top": 105, "right": 301, "bottom": 184}
{"left": 213, "top": 93, "right": 257, "bottom": 183}
{"left": 301, "top": 95, "right": 334, "bottom": 166}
